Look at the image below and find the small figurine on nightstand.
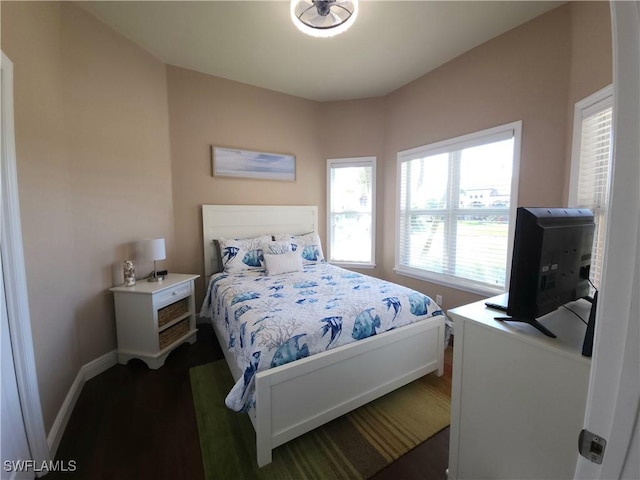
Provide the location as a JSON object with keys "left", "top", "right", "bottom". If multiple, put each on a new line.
{"left": 123, "top": 260, "right": 135, "bottom": 287}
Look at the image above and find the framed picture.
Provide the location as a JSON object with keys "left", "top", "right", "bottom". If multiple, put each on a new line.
{"left": 212, "top": 146, "right": 296, "bottom": 181}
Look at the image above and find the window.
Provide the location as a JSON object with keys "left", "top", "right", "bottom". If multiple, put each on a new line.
{"left": 396, "top": 122, "right": 521, "bottom": 295}
{"left": 569, "top": 85, "right": 613, "bottom": 290}
{"left": 327, "top": 157, "right": 376, "bottom": 267}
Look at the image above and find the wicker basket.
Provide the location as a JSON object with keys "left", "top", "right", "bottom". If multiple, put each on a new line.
{"left": 159, "top": 319, "right": 189, "bottom": 350}
{"left": 157, "top": 298, "right": 189, "bottom": 328}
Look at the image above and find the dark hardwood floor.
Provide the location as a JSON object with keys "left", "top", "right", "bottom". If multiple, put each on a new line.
{"left": 49, "top": 324, "right": 452, "bottom": 479}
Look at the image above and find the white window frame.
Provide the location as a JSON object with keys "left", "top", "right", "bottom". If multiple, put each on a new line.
{"left": 394, "top": 121, "right": 522, "bottom": 296}
{"left": 568, "top": 84, "right": 613, "bottom": 290}
{"left": 326, "top": 156, "right": 376, "bottom": 269}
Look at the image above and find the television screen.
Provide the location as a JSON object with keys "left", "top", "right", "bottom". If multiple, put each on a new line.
{"left": 504, "top": 207, "right": 595, "bottom": 338}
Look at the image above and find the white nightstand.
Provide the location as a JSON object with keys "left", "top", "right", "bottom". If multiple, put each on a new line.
{"left": 109, "top": 273, "right": 200, "bottom": 369}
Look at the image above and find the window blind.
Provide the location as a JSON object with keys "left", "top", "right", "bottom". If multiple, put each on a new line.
{"left": 572, "top": 90, "right": 613, "bottom": 289}
{"left": 396, "top": 122, "right": 521, "bottom": 295}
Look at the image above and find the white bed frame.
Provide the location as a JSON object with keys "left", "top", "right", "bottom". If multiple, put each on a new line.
{"left": 202, "top": 204, "right": 445, "bottom": 466}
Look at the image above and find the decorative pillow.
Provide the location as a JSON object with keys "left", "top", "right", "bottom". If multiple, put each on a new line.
{"left": 260, "top": 240, "right": 292, "bottom": 256}
{"left": 264, "top": 251, "right": 303, "bottom": 276}
{"left": 218, "top": 234, "right": 271, "bottom": 273}
{"left": 274, "top": 232, "right": 325, "bottom": 264}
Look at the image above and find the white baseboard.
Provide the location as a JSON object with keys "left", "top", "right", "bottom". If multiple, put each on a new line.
{"left": 81, "top": 349, "right": 118, "bottom": 382}
{"left": 47, "top": 350, "right": 117, "bottom": 458}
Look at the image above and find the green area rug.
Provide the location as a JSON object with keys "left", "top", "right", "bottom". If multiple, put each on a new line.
{"left": 190, "top": 360, "right": 450, "bottom": 479}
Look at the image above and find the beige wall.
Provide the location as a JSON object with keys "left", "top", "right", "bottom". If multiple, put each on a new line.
{"left": 319, "top": 98, "right": 386, "bottom": 277}
{"left": 381, "top": 5, "right": 572, "bottom": 309}
{"left": 563, "top": 0, "right": 613, "bottom": 201}
{"left": 2, "top": 2, "right": 174, "bottom": 431}
{"left": 167, "top": 79, "right": 388, "bottom": 297}
{"left": 166, "top": 66, "right": 322, "bottom": 301}
{"left": 567, "top": 1, "right": 613, "bottom": 109}
{"left": 1, "top": 0, "right": 611, "bottom": 438}
{"left": 378, "top": 2, "right": 611, "bottom": 311}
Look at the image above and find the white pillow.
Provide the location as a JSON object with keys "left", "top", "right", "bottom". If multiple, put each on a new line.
{"left": 264, "top": 251, "right": 303, "bottom": 276}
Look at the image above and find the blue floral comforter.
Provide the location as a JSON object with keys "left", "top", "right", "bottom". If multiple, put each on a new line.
{"left": 199, "top": 263, "right": 444, "bottom": 412}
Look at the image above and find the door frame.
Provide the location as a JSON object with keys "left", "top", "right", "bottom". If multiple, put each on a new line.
{"left": 1, "top": 51, "right": 50, "bottom": 471}
{"left": 575, "top": 2, "right": 640, "bottom": 478}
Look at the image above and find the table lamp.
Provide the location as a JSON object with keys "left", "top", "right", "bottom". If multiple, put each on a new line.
{"left": 139, "top": 238, "right": 166, "bottom": 282}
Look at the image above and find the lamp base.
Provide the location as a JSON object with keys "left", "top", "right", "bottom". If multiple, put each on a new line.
{"left": 148, "top": 272, "right": 164, "bottom": 283}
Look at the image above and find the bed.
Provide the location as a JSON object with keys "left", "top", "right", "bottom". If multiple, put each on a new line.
{"left": 200, "top": 205, "right": 446, "bottom": 466}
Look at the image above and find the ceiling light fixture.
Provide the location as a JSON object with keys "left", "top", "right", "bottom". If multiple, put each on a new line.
{"left": 290, "top": 0, "right": 359, "bottom": 38}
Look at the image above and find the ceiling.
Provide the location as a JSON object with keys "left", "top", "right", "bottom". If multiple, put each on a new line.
{"left": 78, "top": 1, "right": 563, "bottom": 102}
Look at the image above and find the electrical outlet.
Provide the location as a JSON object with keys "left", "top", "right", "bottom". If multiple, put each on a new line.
{"left": 436, "top": 294, "right": 443, "bottom": 305}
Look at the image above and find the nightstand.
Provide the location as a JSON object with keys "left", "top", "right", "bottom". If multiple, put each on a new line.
{"left": 109, "top": 273, "right": 200, "bottom": 369}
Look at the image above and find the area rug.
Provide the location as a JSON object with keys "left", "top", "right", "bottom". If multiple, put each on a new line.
{"left": 190, "top": 360, "right": 450, "bottom": 479}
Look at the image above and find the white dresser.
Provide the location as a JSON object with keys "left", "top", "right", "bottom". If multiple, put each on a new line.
{"left": 109, "top": 273, "right": 200, "bottom": 369}
{"left": 447, "top": 295, "right": 592, "bottom": 479}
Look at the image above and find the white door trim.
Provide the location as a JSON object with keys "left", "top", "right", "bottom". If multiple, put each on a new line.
{"left": 1, "top": 51, "right": 50, "bottom": 471}
{"left": 575, "top": 2, "right": 640, "bottom": 478}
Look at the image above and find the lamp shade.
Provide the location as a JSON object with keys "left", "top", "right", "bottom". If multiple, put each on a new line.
{"left": 138, "top": 238, "right": 166, "bottom": 262}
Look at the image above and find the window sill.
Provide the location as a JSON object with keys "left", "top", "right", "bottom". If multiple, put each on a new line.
{"left": 331, "top": 261, "right": 376, "bottom": 270}
{"left": 393, "top": 267, "right": 504, "bottom": 297}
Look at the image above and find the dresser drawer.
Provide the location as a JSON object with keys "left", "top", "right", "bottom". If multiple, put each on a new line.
{"left": 154, "top": 282, "right": 192, "bottom": 309}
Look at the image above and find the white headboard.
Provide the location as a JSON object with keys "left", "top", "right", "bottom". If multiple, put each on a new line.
{"left": 202, "top": 205, "right": 318, "bottom": 278}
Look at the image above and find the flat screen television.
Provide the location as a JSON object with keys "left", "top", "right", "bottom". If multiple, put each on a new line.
{"left": 499, "top": 207, "right": 595, "bottom": 341}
